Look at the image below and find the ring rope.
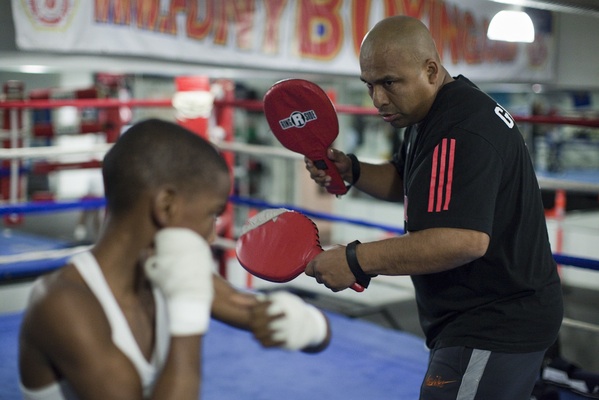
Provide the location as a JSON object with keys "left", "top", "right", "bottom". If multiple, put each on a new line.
{"left": 0, "top": 245, "right": 90, "bottom": 265}
{"left": 561, "top": 317, "right": 599, "bottom": 334}
{"left": 0, "top": 143, "right": 112, "bottom": 160}
{"left": 229, "top": 195, "right": 405, "bottom": 234}
{"left": 0, "top": 240, "right": 241, "bottom": 265}
{"left": 1, "top": 98, "right": 599, "bottom": 127}
{"left": 2, "top": 141, "right": 599, "bottom": 195}
{"left": 1, "top": 196, "right": 598, "bottom": 272}
{"left": 2, "top": 238, "right": 598, "bottom": 334}
{"left": 0, "top": 198, "right": 105, "bottom": 214}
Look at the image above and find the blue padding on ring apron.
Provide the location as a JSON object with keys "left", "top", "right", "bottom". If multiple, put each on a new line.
{"left": 0, "top": 311, "right": 428, "bottom": 399}
{"left": 0, "top": 230, "right": 71, "bottom": 280}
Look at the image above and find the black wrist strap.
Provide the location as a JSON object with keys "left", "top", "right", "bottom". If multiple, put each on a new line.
{"left": 342, "top": 154, "right": 361, "bottom": 194}
{"left": 346, "top": 153, "right": 361, "bottom": 187}
{"left": 345, "top": 240, "right": 371, "bottom": 288}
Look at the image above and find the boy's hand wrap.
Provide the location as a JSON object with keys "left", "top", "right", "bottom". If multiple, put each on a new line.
{"left": 265, "top": 291, "right": 328, "bottom": 351}
{"left": 144, "top": 228, "right": 214, "bottom": 336}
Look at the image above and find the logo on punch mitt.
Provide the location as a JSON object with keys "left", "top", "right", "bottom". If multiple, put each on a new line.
{"left": 278, "top": 110, "right": 317, "bottom": 129}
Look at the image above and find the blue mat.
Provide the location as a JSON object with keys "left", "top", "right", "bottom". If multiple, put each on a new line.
{"left": 1, "top": 311, "right": 427, "bottom": 399}
{"left": 0, "top": 311, "right": 590, "bottom": 399}
{"left": 0, "top": 228, "right": 592, "bottom": 399}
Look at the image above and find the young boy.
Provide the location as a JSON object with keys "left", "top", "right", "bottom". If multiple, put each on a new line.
{"left": 19, "top": 119, "right": 330, "bottom": 400}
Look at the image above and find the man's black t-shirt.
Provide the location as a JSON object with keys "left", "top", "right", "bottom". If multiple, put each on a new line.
{"left": 391, "top": 76, "right": 563, "bottom": 352}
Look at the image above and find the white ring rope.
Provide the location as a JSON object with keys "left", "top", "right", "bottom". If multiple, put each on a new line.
{"left": 215, "top": 141, "right": 303, "bottom": 160}
{"left": 535, "top": 177, "right": 599, "bottom": 193}
{"left": 0, "top": 143, "right": 113, "bottom": 160}
{"left": 0, "top": 245, "right": 91, "bottom": 264}
{"left": 561, "top": 317, "right": 599, "bottom": 334}
{"left": 1, "top": 140, "right": 599, "bottom": 194}
{"left": 0, "top": 238, "right": 237, "bottom": 266}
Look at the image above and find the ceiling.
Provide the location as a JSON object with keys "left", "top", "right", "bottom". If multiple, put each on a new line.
{"left": 491, "top": 0, "right": 599, "bottom": 16}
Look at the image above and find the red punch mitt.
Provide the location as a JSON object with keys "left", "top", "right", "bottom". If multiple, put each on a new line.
{"left": 236, "top": 208, "right": 364, "bottom": 292}
{"left": 263, "top": 79, "right": 348, "bottom": 195}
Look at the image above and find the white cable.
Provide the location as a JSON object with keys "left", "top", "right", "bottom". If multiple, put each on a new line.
{"left": 0, "top": 237, "right": 236, "bottom": 265}
{"left": 536, "top": 177, "right": 599, "bottom": 194}
{"left": 1, "top": 137, "right": 598, "bottom": 193}
{"left": 0, "top": 143, "right": 113, "bottom": 160}
{"left": 0, "top": 245, "right": 91, "bottom": 264}
{"left": 562, "top": 317, "right": 599, "bottom": 334}
{"left": 216, "top": 141, "right": 303, "bottom": 160}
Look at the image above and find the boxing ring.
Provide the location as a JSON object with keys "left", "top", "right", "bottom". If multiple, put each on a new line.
{"left": 1, "top": 81, "right": 599, "bottom": 399}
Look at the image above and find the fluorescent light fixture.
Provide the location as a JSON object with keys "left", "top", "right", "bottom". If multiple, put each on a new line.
{"left": 487, "top": 10, "right": 535, "bottom": 43}
{"left": 18, "top": 65, "right": 51, "bottom": 74}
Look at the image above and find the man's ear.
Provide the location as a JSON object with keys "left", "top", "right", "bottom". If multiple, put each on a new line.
{"left": 151, "top": 186, "right": 177, "bottom": 228}
{"left": 426, "top": 59, "right": 439, "bottom": 83}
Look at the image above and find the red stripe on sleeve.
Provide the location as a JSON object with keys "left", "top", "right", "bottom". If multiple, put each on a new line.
{"left": 436, "top": 139, "right": 448, "bottom": 212}
{"left": 428, "top": 144, "right": 439, "bottom": 212}
{"left": 443, "top": 139, "right": 456, "bottom": 210}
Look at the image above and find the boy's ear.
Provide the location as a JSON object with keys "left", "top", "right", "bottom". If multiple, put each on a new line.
{"left": 151, "top": 186, "right": 177, "bottom": 228}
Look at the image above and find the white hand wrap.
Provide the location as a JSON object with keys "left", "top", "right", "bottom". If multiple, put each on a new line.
{"left": 266, "top": 291, "right": 328, "bottom": 351}
{"left": 144, "top": 228, "right": 214, "bottom": 336}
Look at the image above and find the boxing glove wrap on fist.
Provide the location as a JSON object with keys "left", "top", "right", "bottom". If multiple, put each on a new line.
{"left": 144, "top": 228, "right": 214, "bottom": 336}
{"left": 265, "top": 291, "right": 328, "bottom": 351}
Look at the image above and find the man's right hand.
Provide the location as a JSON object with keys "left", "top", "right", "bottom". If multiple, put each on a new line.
{"left": 304, "top": 148, "right": 352, "bottom": 188}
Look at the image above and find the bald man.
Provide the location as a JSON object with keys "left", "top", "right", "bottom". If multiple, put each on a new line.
{"left": 305, "top": 16, "right": 562, "bottom": 399}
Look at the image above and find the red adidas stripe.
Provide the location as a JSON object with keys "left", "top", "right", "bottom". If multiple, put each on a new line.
{"left": 444, "top": 139, "right": 456, "bottom": 210}
{"left": 428, "top": 145, "right": 439, "bottom": 212}
{"left": 428, "top": 138, "right": 456, "bottom": 212}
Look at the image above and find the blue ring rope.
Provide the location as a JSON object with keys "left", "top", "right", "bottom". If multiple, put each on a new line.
{"left": 1, "top": 196, "right": 598, "bottom": 273}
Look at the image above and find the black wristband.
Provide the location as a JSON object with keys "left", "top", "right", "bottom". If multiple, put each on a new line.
{"left": 347, "top": 153, "right": 361, "bottom": 185}
{"left": 345, "top": 240, "right": 371, "bottom": 288}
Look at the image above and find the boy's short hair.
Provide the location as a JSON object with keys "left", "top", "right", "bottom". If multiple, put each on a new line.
{"left": 102, "top": 118, "right": 228, "bottom": 215}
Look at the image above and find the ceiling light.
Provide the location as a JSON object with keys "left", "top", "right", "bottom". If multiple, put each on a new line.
{"left": 18, "top": 65, "right": 51, "bottom": 74}
{"left": 487, "top": 10, "right": 535, "bottom": 43}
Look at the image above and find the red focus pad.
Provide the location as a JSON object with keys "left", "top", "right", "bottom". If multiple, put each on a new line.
{"left": 236, "top": 209, "right": 364, "bottom": 292}
{"left": 263, "top": 79, "right": 348, "bottom": 195}
{"left": 236, "top": 209, "right": 322, "bottom": 282}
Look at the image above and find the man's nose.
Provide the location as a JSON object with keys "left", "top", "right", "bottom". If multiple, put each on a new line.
{"left": 371, "top": 85, "right": 389, "bottom": 109}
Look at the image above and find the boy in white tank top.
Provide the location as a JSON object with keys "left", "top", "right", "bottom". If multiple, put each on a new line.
{"left": 19, "top": 119, "right": 330, "bottom": 400}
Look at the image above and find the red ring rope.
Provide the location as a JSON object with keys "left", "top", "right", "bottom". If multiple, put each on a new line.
{"left": 1, "top": 98, "right": 599, "bottom": 128}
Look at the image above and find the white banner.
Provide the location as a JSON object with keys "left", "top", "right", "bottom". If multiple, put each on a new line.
{"left": 12, "top": 0, "right": 556, "bottom": 82}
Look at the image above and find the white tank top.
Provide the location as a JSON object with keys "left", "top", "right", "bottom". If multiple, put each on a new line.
{"left": 21, "top": 251, "right": 170, "bottom": 400}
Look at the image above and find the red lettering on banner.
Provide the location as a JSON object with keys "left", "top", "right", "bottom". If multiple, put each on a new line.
{"left": 297, "top": 0, "right": 343, "bottom": 60}
{"left": 263, "top": 0, "right": 288, "bottom": 54}
{"left": 428, "top": 0, "right": 443, "bottom": 56}
{"left": 212, "top": 2, "right": 227, "bottom": 46}
{"left": 462, "top": 11, "right": 481, "bottom": 65}
{"left": 157, "top": 0, "right": 186, "bottom": 35}
{"left": 429, "top": 2, "right": 460, "bottom": 64}
{"left": 187, "top": 0, "right": 213, "bottom": 40}
{"left": 213, "top": 0, "right": 256, "bottom": 49}
{"left": 479, "top": 16, "right": 517, "bottom": 63}
{"left": 135, "top": 0, "right": 159, "bottom": 31}
{"left": 350, "top": 0, "right": 371, "bottom": 57}
{"left": 94, "top": 0, "right": 131, "bottom": 24}
{"left": 383, "top": 0, "right": 428, "bottom": 19}
{"left": 443, "top": 4, "right": 461, "bottom": 65}
{"left": 490, "top": 40, "right": 518, "bottom": 63}
{"left": 90, "top": 0, "right": 529, "bottom": 68}
{"left": 426, "top": 1, "right": 519, "bottom": 65}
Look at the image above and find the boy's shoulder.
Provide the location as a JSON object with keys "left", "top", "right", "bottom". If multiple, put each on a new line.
{"left": 21, "top": 264, "right": 110, "bottom": 346}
